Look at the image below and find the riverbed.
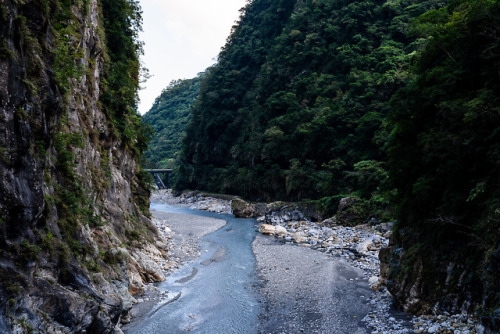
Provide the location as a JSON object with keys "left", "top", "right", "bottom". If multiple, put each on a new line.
{"left": 124, "top": 202, "right": 375, "bottom": 333}
{"left": 125, "top": 203, "right": 260, "bottom": 333}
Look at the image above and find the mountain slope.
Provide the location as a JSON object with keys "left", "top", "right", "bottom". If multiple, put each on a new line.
{"left": 143, "top": 74, "right": 204, "bottom": 168}
{"left": 172, "top": 0, "right": 500, "bottom": 329}
{"left": 177, "top": 0, "right": 444, "bottom": 214}
{"left": 384, "top": 0, "right": 500, "bottom": 326}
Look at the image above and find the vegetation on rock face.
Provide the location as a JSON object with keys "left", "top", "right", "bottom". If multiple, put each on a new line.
{"left": 100, "top": 0, "right": 152, "bottom": 157}
{"left": 143, "top": 74, "right": 204, "bottom": 168}
{"left": 386, "top": 0, "right": 500, "bottom": 325}
{"left": 0, "top": 0, "right": 157, "bottom": 331}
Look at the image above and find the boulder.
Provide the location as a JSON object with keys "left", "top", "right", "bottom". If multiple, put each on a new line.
{"left": 320, "top": 218, "right": 336, "bottom": 226}
{"left": 338, "top": 197, "right": 357, "bottom": 211}
{"left": 356, "top": 238, "right": 375, "bottom": 255}
{"left": 368, "top": 276, "right": 385, "bottom": 291}
{"left": 291, "top": 232, "right": 307, "bottom": 243}
{"left": 368, "top": 276, "right": 379, "bottom": 286}
{"left": 231, "top": 198, "right": 258, "bottom": 218}
{"left": 265, "top": 202, "right": 307, "bottom": 224}
{"left": 321, "top": 240, "right": 334, "bottom": 248}
{"left": 336, "top": 197, "right": 367, "bottom": 226}
{"left": 259, "top": 224, "right": 276, "bottom": 235}
{"left": 129, "top": 250, "right": 165, "bottom": 285}
{"left": 275, "top": 225, "right": 288, "bottom": 237}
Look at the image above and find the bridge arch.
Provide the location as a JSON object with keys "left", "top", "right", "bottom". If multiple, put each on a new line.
{"left": 145, "top": 169, "right": 173, "bottom": 189}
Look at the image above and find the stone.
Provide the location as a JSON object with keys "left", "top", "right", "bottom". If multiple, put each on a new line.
{"left": 231, "top": 197, "right": 258, "bottom": 218}
{"left": 321, "top": 218, "right": 336, "bottom": 226}
{"left": 291, "top": 232, "right": 307, "bottom": 243}
{"left": 274, "top": 225, "right": 288, "bottom": 237}
{"left": 357, "top": 238, "right": 376, "bottom": 255}
{"left": 307, "top": 229, "right": 320, "bottom": 238}
{"left": 321, "top": 240, "right": 335, "bottom": 248}
{"left": 368, "top": 276, "right": 379, "bottom": 286}
{"left": 338, "top": 197, "right": 357, "bottom": 211}
{"left": 427, "top": 324, "right": 440, "bottom": 333}
{"left": 129, "top": 250, "right": 166, "bottom": 283}
{"left": 259, "top": 224, "right": 277, "bottom": 235}
{"left": 264, "top": 202, "right": 310, "bottom": 224}
{"left": 107, "top": 247, "right": 130, "bottom": 265}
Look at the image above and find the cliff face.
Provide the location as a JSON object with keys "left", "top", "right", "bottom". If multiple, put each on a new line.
{"left": 379, "top": 0, "right": 500, "bottom": 330}
{"left": 380, "top": 226, "right": 500, "bottom": 330}
{"left": 0, "top": 0, "right": 167, "bottom": 332}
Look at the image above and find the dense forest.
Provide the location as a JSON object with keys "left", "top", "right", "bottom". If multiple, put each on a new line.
{"left": 175, "top": 0, "right": 446, "bottom": 219}
{"left": 143, "top": 74, "right": 204, "bottom": 168}
{"left": 145, "top": 0, "right": 500, "bottom": 328}
{"left": 386, "top": 0, "right": 500, "bottom": 325}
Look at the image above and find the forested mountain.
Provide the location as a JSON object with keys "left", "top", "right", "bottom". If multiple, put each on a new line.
{"left": 177, "top": 0, "right": 445, "bottom": 216}
{"left": 164, "top": 0, "right": 500, "bottom": 329}
{"left": 143, "top": 74, "right": 204, "bottom": 168}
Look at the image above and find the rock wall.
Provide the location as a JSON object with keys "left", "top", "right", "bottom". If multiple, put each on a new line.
{"left": 0, "top": 0, "right": 166, "bottom": 332}
{"left": 380, "top": 226, "right": 500, "bottom": 331}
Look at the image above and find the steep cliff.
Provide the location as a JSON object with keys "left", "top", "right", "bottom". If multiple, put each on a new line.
{"left": 381, "top": 0, "right": 500, "bottom": 330}
{"left": 0, "top": 0, "right": 167, "bottom": 332}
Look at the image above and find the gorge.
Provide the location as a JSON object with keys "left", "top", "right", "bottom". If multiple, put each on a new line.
{"left": 0, "top": 0, "right": 499, "bottom": 332}
{"left": 146, "top": 0, "right": 500, "bottom": 331}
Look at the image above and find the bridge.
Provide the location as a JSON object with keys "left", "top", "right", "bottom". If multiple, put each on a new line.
{"left": 145, "top": 169, "right": 173, "bottom": 189}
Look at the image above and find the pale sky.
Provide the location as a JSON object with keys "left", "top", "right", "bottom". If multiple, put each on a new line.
{"left": 138, "top": 0, "right": 248, "bottom": 114}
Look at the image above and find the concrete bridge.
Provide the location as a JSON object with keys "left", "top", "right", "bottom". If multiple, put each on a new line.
{"left": 145, "top": 169, "right": 173, "bottom": 189}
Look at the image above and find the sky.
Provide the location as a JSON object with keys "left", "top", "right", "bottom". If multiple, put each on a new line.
{"left": 138, "top": 0, "right": 248, "bottom": 114}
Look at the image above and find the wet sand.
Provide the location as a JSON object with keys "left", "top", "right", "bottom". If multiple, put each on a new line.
{"left": 151, "top": 209, "right": 226, "bottom": 261}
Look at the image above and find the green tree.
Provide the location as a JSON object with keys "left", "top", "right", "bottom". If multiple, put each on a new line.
{"left": 387, "top": 0, "right": 500, "bottom": 324}
{"left": 143, "top": 74, "right": 204, "bottom": 168}
{"left": 176, "top": 0, "right": 444, "bottom": 221}
{"left": 100, "top": 0, "right": 150, "bottom": 156}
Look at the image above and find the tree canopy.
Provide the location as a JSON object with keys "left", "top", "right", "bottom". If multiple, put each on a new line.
{"left": 143, "top": 74, "right": 204, "bottom": 168}
{"left": 175, "top": 0, "right": 444, "bottom": 218}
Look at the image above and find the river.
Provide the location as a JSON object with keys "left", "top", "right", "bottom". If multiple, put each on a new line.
{"left": 125, "top": 203, "right": 260, "bottom": 333}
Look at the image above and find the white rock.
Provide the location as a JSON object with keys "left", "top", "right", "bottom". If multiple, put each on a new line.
{"left": 275, "top": 225, "right": 288, "bottom": 237}
{"left": 259, "top": 224, "right": 276, "bottom": 235}
{"left": 356, "top": 238, "right": 376, "bottom": 255}
{"left": 427, "top": 324, "right": 440, "bottom": 333}
{"left": 291, "top": 232, "right": 307, "bottom": 243}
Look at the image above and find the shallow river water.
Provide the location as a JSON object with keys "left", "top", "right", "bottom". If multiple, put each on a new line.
{"left": 125, "top": 203, "right": 260, "bottom": 333}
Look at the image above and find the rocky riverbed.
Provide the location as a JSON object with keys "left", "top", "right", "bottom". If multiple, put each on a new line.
{"left": 128, "top": 190, "right": 488, "bottom": 334}
{"left": 255, "top": 213, "right": 487, "bottom": 334}
{"left": 151, "top": 190, "right": 232, "bottom": 214}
